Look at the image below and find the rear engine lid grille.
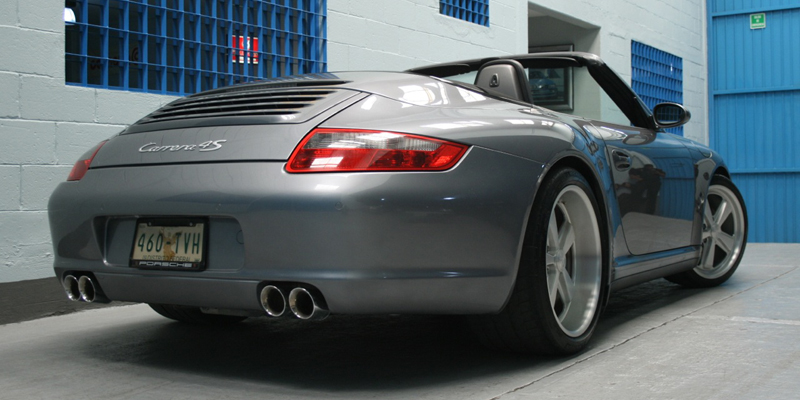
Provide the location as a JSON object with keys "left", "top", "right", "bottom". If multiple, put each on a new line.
{"left": 199, "top": 78, "right": 350, "bottom": 95}
{"left": 125, "top": 77, "right": 360, "bottom": 134}
{"left": 139, "top": 88, "right": 339, "bottom": 124}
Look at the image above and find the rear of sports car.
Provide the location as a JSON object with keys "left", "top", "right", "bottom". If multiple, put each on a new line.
{"left": 48, "top": 72, "right": 546, "bottom": 320}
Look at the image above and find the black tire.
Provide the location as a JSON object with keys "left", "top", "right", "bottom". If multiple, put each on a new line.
{"left": 471, "top": 167, "right": 608, "bottom": 355}
{"left": 149, "top": 304, "right": 247, "bottom": 325}
{"left": 666, "top": 175, "right": 747, "bottom": 288}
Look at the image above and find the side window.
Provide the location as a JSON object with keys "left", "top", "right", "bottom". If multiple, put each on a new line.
{"left": 527, "top": 67, "right": 568, "bottom": 109}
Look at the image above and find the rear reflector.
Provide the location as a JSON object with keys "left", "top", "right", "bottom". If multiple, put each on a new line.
{"left": 286, "top": 129, "right": 468, "bottom": 173}
{"left": 67, "top": 141, "right": 107, "bottom": 181}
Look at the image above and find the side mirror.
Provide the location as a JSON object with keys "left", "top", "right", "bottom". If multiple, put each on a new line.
{"left": 653, "top": 102, "right": 691, "bottom": 129}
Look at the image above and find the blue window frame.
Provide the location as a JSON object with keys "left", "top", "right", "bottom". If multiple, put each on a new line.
{"left": 439, "top": 0, "right": 489, "bottom": 27}
{"left": 631, "top": 41, "right": 684, "bottom": 135}
{"left": 65, "top": 0, "right": 327, "bottom": 95}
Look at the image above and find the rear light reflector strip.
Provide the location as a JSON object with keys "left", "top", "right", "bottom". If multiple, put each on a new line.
{"left": 286, "top": 129, "right": 468, "bottom": 173}
{"left": 67, "top": 141, "right": 107, "bottom": 181}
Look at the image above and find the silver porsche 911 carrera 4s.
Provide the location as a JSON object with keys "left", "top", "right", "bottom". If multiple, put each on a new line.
{"left": 49, "top": 52, "right": 747, "bottom": 355}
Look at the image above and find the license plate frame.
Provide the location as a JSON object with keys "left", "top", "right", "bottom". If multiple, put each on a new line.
{"left": 130, "top": 218, "right": 208, "bottom": 271}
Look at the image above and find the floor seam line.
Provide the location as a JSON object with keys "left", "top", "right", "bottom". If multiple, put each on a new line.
{"left": 488, "top": 266, "right": 798, "bottom": 400}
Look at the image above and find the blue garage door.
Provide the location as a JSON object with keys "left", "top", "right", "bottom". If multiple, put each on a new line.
{"left": 708, "top": 1, "right": 800, "bottom": 242}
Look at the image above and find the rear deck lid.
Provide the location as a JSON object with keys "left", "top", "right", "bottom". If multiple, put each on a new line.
{"left": 91, "top": 80, "right": 366, "bottom": 168}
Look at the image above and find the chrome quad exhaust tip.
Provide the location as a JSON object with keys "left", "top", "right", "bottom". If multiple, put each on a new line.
{"left": 62, "top": 273, "right": 107, "bottom": 303}
{"left": 288, "top": 287, "right": 330, "bottom": 321}
{"left": 259, "top": 285, "right": 287, "bottom": 317}
{"left": 78, "top": 275, "right": 97, "bottom": 303}
{"left": 62, "top": 275, "right": 81, "bottom": 301}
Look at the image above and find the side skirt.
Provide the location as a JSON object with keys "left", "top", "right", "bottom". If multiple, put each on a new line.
{"left": 610, "top": 246, "right": 701, "bottom": 292}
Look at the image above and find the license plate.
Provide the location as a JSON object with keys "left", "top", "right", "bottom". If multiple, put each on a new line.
{"left": 130, "top": 219, "right": 207, "bottom": 270}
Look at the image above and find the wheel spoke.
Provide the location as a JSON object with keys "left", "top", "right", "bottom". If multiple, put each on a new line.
{"left": 558, "top": 268, "right": 574, "bottom": 304}
{"left": 546, "top": 211, "right": 561, "bottom": 308}
{"left": 716, "top": 232, "right": 735, "bottom": 255}
{"left": 702, "top": 205, "right": 714, "bottom": 238}
{"left": 704, "top": 203, "right": 714, "bottom": 224}
{"left": 699, "top": 237, "right": 716, "bottom": 269}
{"left": 558, "top": 219, "right": 575, "bottom": 255}
{"left": 548, "top": 269, "right": 560, "bottom": 306}
{"left": 546, "top": 252, "right": 556, "bottom": 268}
{"left": 547, "top": 215, "right": 559, "bottom": 249}
{"left": 714, "top": 199, "right": 731, "bottom": 226}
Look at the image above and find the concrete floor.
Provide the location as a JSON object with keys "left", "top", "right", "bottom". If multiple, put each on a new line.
{"left": 0, "top": 243, "right": 798, "bottom": 399}
{"left": 0, "top": 277, "right": 131, "bottom": 326}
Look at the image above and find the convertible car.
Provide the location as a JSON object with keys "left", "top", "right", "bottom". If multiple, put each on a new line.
{"left": 49, "top": 52, "right": 747, "bottom": 355}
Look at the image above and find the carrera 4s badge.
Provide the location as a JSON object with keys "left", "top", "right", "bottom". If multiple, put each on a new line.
{"left": 139, "top": 140, "right": 227, "bottom": 153}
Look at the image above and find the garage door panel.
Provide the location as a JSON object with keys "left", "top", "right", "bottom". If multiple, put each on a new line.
{"left": 730, "top": 172, "right": 800, "bottom": 243}
{"left": 714, "top": 91, "right": 800, "bottom": 172}
{"left": 709, "top": 2, "right": 800, "bottom": 242}
{"left": 711, "top": 8, "right": 800, "bottom": 92}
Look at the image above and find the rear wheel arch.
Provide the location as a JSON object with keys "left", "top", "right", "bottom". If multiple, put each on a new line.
{"left": 504, "top": 155, "right": 610, "bottom": 306}
{"left": 472, "top": 160, "right": 612, "bottom": 354}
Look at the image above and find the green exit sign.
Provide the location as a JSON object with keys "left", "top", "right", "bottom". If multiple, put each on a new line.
{"left": 750, "top": 13, "right": 766, "bottom": 29}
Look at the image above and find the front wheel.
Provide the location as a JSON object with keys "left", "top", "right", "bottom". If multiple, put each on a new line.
{"left": 667, "top": 175, "right": 747, "bottom": 287}
{"left": 471, "top": 168, "right": 607, "bottom": 355}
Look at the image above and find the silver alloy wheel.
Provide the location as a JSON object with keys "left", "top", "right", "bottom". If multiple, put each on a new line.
{"left": 545, "top": 185, "right": 602, "bottom": 337}
{"left": 696, "top": 184, "right": 746, "bottom": 279}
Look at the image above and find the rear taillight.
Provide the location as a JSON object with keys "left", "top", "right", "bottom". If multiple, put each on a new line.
{"left": 286, "top": 129, "right": 468, "bottom": 173}
{"left": 67, "top": 141, "right": 107, "bottom": 181}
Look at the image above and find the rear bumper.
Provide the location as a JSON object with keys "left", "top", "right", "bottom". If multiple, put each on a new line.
{"left": 49, "top": 147, "right": 543, "bottom": 314}
{"left": 54, "top": 271, "right": 513, "bottom": 314}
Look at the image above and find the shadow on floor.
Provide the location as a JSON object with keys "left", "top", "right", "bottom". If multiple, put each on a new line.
{"left": 0, "top": 277, "right": 128, "bottom": 325}
{"left": 74, "top": 278, "right": 705, "bottom": 391}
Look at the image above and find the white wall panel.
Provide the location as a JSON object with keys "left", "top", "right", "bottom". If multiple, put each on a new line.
{"left": 327, "top": 0, "right": 529, "bottom": 71}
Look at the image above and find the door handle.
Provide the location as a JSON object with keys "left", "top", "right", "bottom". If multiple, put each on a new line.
{"left": 612, "top": 150, "right": 632, "bottom": 170}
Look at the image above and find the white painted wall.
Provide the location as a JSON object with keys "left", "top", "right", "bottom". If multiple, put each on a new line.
{"left": 0, "top": 1, "right": 174, "bottom": 282}
{"left": 327, "top": 0, "right": 529, "bottom": 71}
